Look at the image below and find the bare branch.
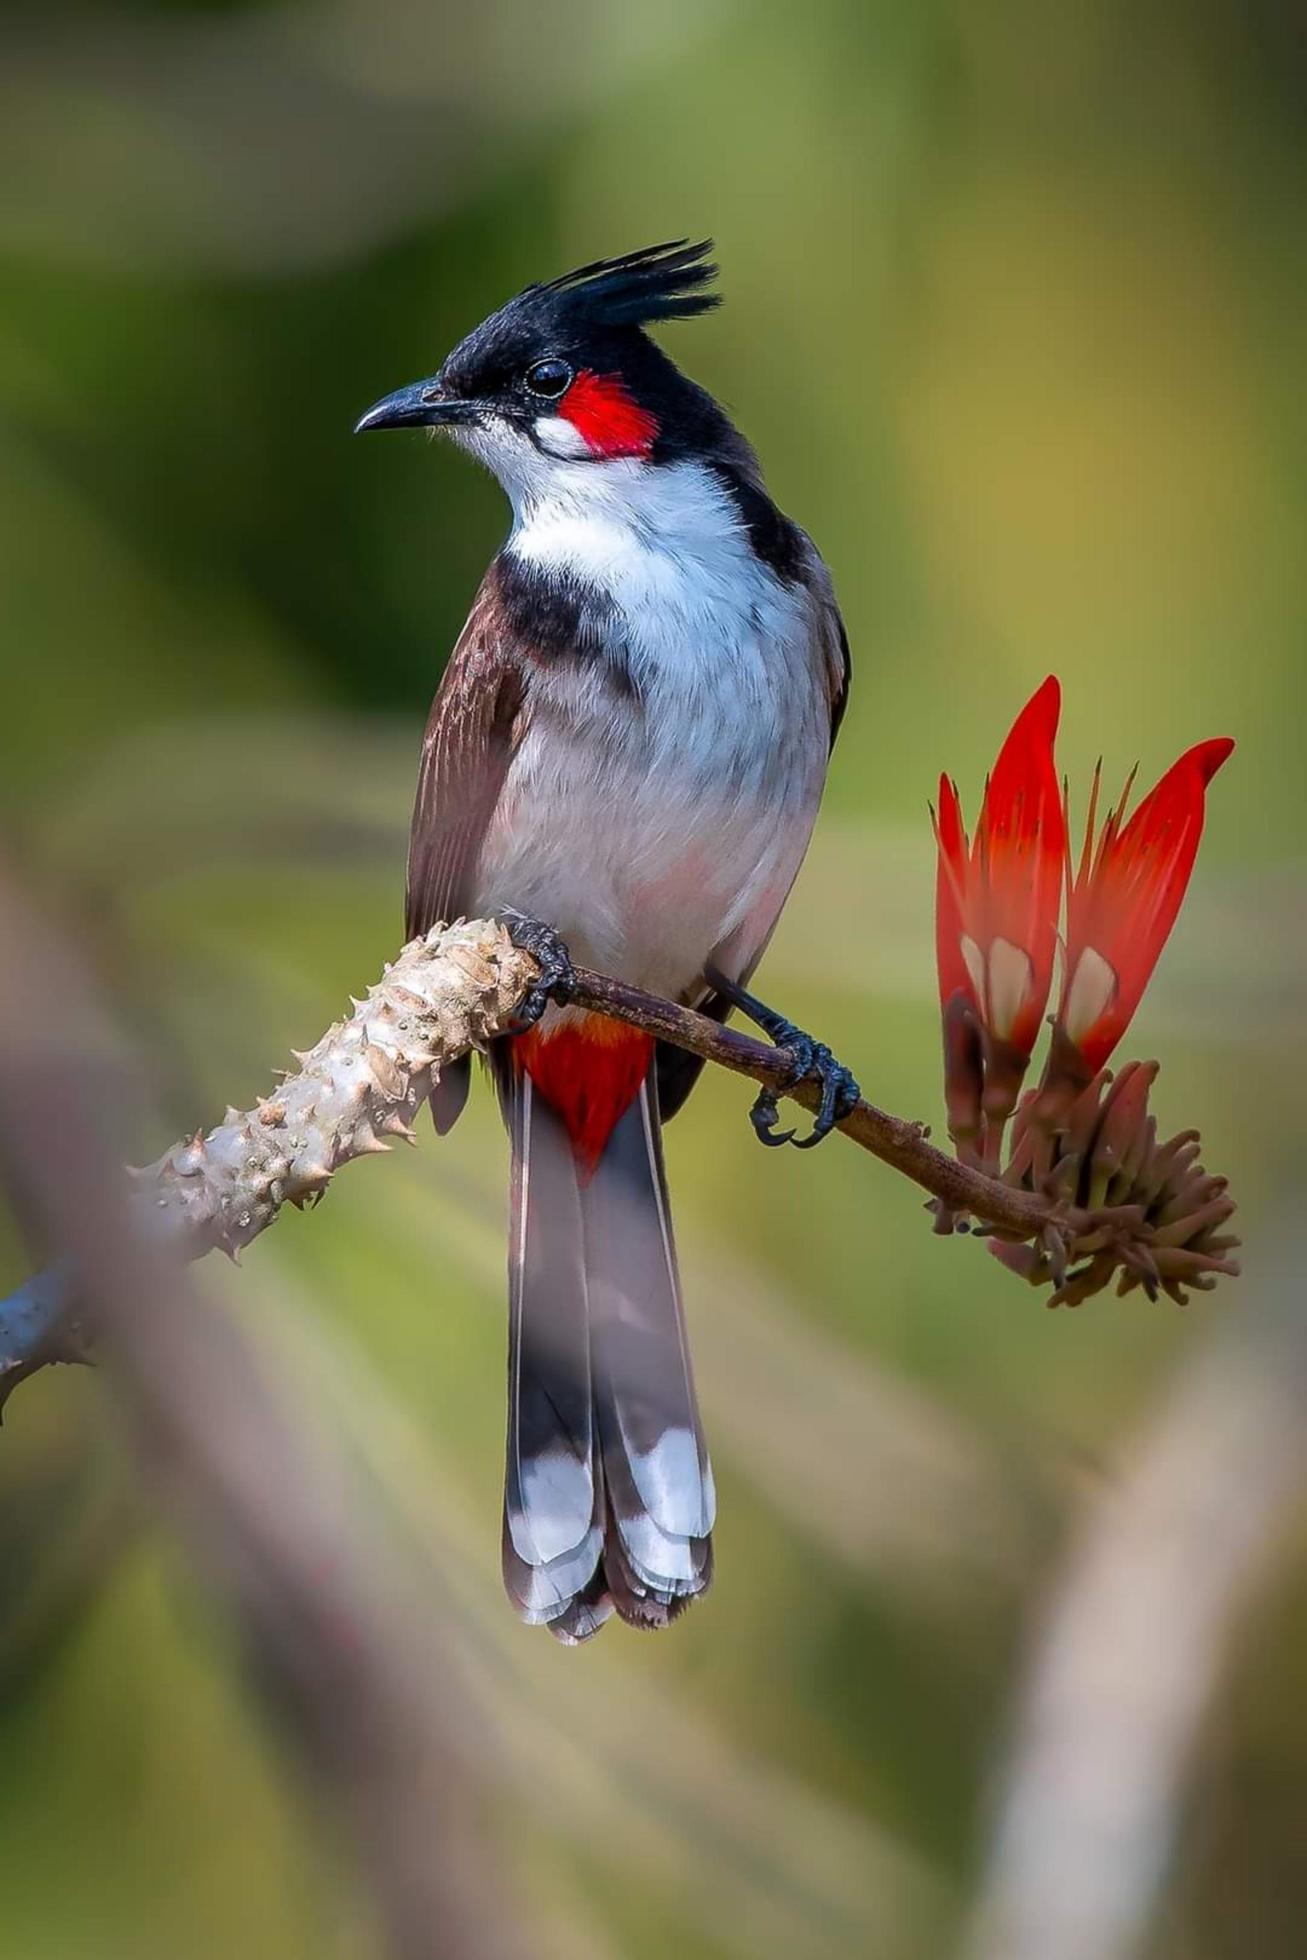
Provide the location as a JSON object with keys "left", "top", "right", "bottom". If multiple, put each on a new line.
{"left": 567, "top": 962, "right": 1067, "bottom": 1235}
{"left": 130, "top": 919, "right": 1067, "bottom": 1266}
{"left": 0, "top": 862, "right": 528, "bottom": 1960}
{"left": 1, "top": 916, "right": 1085, "bottom": 1397}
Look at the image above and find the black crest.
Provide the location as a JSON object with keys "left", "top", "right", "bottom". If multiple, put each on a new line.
{"left": 538, "top": 239, "right": 720, "bottom": 330}
{"left": 439, "top": 241, "right": 720, "bottom": 402}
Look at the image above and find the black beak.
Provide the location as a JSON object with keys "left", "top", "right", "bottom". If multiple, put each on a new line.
{"left": 353, "top": 378, "right": 480, "bottom": 434}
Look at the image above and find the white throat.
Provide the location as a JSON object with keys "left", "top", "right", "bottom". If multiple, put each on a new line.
{"left": 451, "top": 414, "right": 752, "bottom": 594}
{"left": 455, "top": 419, "right": 820, "bottom": 784}
{"left": 465, "top": 433, "right": 830, "bottom": 999}
{"left": 507, "top": 456, "right": 760, "bottom": 619}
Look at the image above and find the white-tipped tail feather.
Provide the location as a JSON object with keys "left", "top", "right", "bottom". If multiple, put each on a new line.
{"left": 500, "top": 1069, "right": 714, "bottom": 1642}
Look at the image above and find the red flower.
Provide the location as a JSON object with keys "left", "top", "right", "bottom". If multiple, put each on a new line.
{"left": 1058, "top": 737, "right": 1234, "bottom": 1071}
{"left": 934, "top": 677, "right": 1066, "bottom": 1058}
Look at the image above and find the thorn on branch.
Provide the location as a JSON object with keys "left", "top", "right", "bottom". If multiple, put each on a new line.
{"left": 0, "top": 914, "right": 1237, "bottom": 1416}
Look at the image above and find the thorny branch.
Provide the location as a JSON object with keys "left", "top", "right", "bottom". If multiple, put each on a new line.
{"left": 0, "top": 868, "right": 528, "bottom": 1959}
{"left": 1, "top": 916, "right": 1235, "bottom": 1404}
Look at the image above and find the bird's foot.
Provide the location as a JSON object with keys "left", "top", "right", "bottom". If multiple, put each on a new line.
{"left": 504, "top": 915, "right": 577, "bottom": 1031}
{"left": 709, "top": 974, "right": 860, "bottom": 1149}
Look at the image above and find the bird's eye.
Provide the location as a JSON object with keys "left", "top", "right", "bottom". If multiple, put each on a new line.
{"left": 525, "top": 358, "right": 573, "bottom": 400}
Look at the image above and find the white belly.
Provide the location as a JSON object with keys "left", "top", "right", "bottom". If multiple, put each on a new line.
{"left": 470, "top": 460, "right": 831, "bottom": 1000}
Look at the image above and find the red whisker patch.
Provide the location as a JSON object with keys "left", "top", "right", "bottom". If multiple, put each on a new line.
{"left": 559, "top": 370, "right": 658, "bottom": 459}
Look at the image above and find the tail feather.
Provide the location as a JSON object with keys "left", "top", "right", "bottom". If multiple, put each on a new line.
{"left": 605, "top": 1527, "right": 714, "bottom": 1633}
{"left": 502, "top": 1074, "right": 596, "bottom": 1577}
{"left": 501, "top": 1055, "right": 714, "bottom": 1641}
{"left": 585, "top": 1081, "right": 715, "bottom": 1572}
{"left": 540, "top": 1564, "right": 616, "bottom": 1646}
{"left": 501, "top": 1507, "right": 606, "bottom": 1628}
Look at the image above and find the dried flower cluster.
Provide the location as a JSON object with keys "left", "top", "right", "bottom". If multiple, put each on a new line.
{"left": 933, "top": 680, "right": 1239, "bottom": 1305}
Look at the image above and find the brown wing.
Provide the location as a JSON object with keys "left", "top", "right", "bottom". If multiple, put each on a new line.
{"left": 405, "top": 575, "right": 525, "bottom": 940}
{"left": 808, "top": 551, "right": 851, "bottom": 752}
{"left": 826, "top": 604, "right": 851, "bottom": 749}
{"left": 406, "top": 571, "right": 527, "bottom": 1131}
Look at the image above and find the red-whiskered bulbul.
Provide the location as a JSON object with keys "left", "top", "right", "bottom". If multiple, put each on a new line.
{"left": 356, "top": 241, "right": 853, "bottom": 1642}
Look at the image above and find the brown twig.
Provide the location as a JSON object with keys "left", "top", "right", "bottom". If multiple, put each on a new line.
{"left": 1, "top": 917, "right": 1085, "bottom": 1401}
{"left": 568, "top": 962, "right": 1073, "bottom": 1237}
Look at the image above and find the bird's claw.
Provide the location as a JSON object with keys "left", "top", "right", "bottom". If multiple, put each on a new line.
{"left": 748, "top": 1028, "right": 860, "bottom": 1150}
{"left": 749, "top": 1083, "right": 793, "bottom": 1148}
{"left": 504, "top": 916, "right": 577, "bottom": 1031}
{"left": 705, "top": 971, "right": 859, "bottom": 1150}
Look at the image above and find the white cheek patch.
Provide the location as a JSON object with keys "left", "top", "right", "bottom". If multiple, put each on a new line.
{"left": 450, "top": 413, "right": 608, "bottom": 516}
{"left": 450, "top": 416, "right": 527, "bottom": 474}
{"left": 533, "top": 413, "right": 593, "bottom": 460}
{"left": 451, "top": 415, "right": 574, "bottom": 509}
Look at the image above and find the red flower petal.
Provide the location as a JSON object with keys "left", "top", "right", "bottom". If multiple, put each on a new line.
{"left": 932, "top": 678, "right": 1065, "bottom": 1055}
{"left": 933, "top": 774, "right": 973, "bottom": 1010}
{"left": 970, "top": 679, "right": 1064, "bottom": 1050}
{"left": 1061, "top": 736, "right": 1234, "bottom": 1070}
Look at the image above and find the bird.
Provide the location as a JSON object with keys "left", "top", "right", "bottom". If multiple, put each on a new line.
{"left": 355, "top": 240, "right": 852, "bottom": 1642}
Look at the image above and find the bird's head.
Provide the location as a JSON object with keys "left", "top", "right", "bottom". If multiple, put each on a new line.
{"left": 354, "top": 240, "right": 733, "bottom": 508}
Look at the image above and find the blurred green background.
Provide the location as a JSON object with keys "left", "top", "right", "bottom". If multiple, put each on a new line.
{"left": 1, "top": 1, "right": 1304, "bottom": 1954}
